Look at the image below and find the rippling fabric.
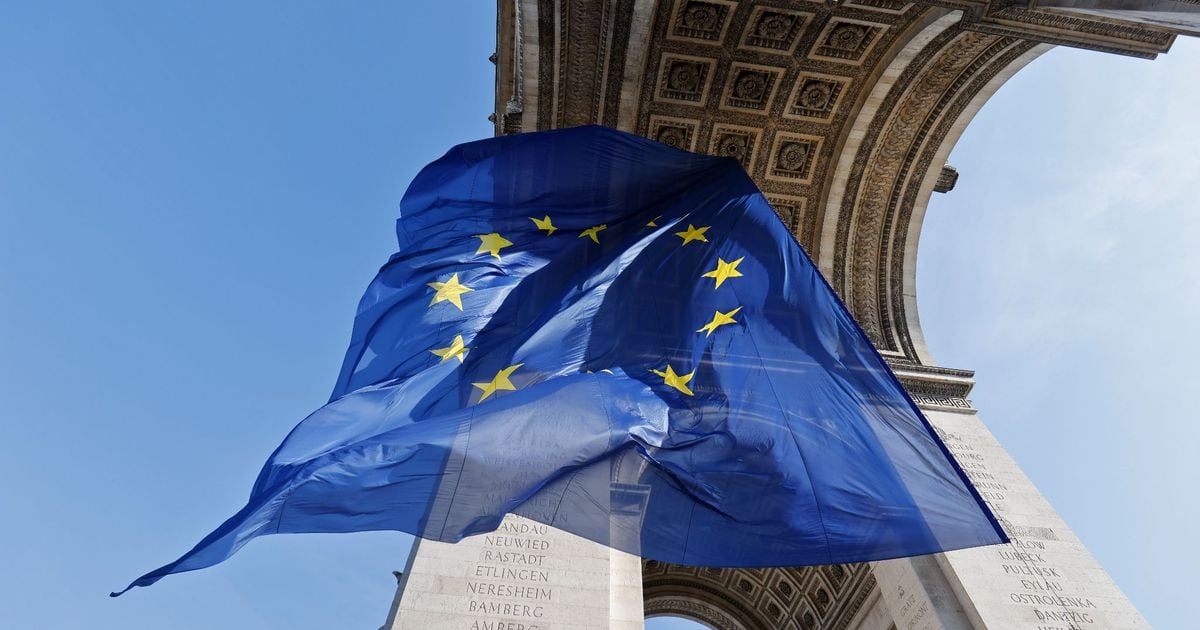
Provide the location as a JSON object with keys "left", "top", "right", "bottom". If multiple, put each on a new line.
{"left": 114, "top": 125, "right": 1005, "bottom": 596}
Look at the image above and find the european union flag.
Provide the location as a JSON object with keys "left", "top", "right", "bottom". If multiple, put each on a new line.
{"left": 115, "top": 125, "right": 1005, "bottom": 596}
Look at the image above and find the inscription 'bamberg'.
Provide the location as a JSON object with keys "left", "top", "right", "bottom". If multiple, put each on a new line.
{"left": 467, "top": 601, "right": 544, "bottom": 618}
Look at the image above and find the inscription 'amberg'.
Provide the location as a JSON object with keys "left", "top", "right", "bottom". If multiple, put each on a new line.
{"left": 468, "top": 621, "right": 539, "bottom": 630}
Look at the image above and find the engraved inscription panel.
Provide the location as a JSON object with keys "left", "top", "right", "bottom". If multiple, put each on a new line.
{"left": 390, "top": 515, "right": 643, "bottom": 630}
{"left": 924, "top": 409, "right": 1151, "bottom": 628}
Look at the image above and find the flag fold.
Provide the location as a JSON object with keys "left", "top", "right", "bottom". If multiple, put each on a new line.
{"left": 115, "top": 125, "right": 1005, "bottom": 596}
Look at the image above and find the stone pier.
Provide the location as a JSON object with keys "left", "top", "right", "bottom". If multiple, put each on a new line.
{"left": 382, "top": 515, "right": 643, "bottom": 630}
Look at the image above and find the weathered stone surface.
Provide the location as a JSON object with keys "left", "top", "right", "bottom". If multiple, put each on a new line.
{"left": 922, "top": 406, "right": 1151, "bottom": 629}
{"left": 382, "top": 515, "right": 643, "bottom": 630}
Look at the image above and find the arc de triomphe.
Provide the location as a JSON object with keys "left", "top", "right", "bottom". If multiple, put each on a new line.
{"left": 383, "top": 2, "right": 1198, "bottom": 628}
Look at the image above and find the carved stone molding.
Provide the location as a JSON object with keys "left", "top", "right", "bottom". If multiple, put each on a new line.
{"left": 960, "top": 4, "right": 1176, "bottom": 58}
{"left": 830, "top": 27, "right": 1040, "bottom": 356}
{"left": 645, "top": 596, "right": 746, "bottom": 629}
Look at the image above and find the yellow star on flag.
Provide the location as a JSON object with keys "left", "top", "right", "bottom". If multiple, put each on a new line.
{"left": 427, "top": 273, "right": 473, "bottom": 310}
{"left": 475, "top": 232, "right": 513, "bottom": 260}
{"left": 473, "top": 363, "right": 524, "bottom": 402}
{"left": 674, "top": 224, "right": 710, "bottom": 246}
{"left": 530, "top": 215, "right": 557, "bottom": 235}
{"left": 646, "top": 215, "right": 661, "bottom": 228}
{"left": 430, "top": 335, "right": 469, "bottom": 363}
{"left": 697, "top": 306, "right": 742, "bottom": 337}
{"left": 650, "top": 364, "right": 695, "bottom": 397}
{"left": 580, "top": 224, "right": 607, "bottom": 244}
{"left": 702, "top": 256, "right": 745, "bottom": 289}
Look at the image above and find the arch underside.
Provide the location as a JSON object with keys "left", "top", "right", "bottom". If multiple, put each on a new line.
{"left": 495, "top": 0, "right": 1173, "bottom": 383}
{"left": 493, "top": 1, "right": 1181, "bottom": 627}
{"left": 644, "top": 560, "right": 878, "bottom": 629}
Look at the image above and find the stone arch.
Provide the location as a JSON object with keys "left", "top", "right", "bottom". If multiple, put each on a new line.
{"left": 493, "top": 0, "right": 1170, "bottom": 376}
{"left": 820, "top": 14, "right": 1049, "bottom": 363}
{"left": 487, "top": 0, "right": 1185, "bottom": 626}
{"left": 643, "top": 560, "right": 879, "bottom": 629}
{"left": 644, "top": 590, "right": 759, "bottom": 629}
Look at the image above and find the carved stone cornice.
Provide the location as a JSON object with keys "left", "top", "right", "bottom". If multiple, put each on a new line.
{"left": 961, "top": 4, "right": 1177, "bottom": 58}
{"left": 933, "top": 164, "right": 959, "bottom": 192}
{"left": 888, "top": 357, "right": 977, "bottom": 409}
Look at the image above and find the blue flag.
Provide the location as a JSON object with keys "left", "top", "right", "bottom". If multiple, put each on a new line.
{"left": 114, "top": 125, "right": 1005, "bottom": 596}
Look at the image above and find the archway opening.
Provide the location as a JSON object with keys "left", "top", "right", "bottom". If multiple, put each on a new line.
{"left": 645, "top": 615, "right": 712, "bottom": 629}
{"left": 914, "top": 40, "right": 1200, "bottom": 629}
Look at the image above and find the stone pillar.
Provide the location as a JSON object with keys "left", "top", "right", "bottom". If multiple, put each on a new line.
{"left": 863, "top": 397, "right": 1150, "bottom": 630}
{"left": 872, "top": 555, "right": 974, "bottom": 630}
{"left": 381, "top": 514, "right": 644, "bottom": 630}
{"left": 380, "top": 402, "right": 649, "bottom": 630}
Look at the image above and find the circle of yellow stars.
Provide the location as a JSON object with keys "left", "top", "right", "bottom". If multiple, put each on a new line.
{"left": 423, "top": 213, "right": 748, "bottom": 402}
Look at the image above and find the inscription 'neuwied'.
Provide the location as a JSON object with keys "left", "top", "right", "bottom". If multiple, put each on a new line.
{"left": 483, "top": 535, "right": 551, "bottom": 551}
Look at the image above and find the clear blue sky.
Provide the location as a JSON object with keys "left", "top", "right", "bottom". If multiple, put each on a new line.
{"left": 0, "top": 3, "right": 1190, "bottom": 628}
